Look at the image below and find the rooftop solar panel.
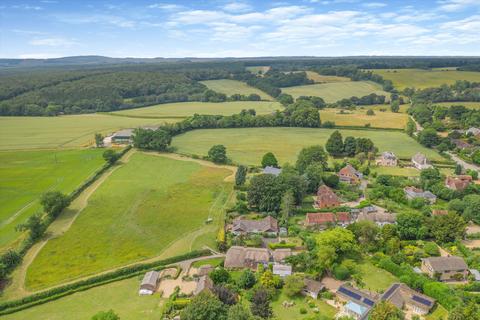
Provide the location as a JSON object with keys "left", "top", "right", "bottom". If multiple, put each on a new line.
{"left": 338, "top": 287, "right": 362, "bottom": 301}
{"left": 381, "top": 283, "right": 400, "bottom": 300}
{"left": 363, "top": 298, "right": 375, "bottom": 307}
{"left": 412, "top": 295, "right": 432, "bottom": 307}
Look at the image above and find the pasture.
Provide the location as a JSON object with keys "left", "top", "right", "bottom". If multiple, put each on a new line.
{"left": 26, "top": 152, "right": 232, "bottom": 289}
{"left": 172, "top": 127, "right": 443, "bottom": 166}
{"left": 281, "top": 81, "right": 389, "bottom": 103}
{"left": 2, "top": 277, "right": 163, "bottom": 320}
{"left": 305, "top": 71, "right": 350, "bottom": 83}
{"left": 0, "top": 149, "right": 105, "bottom": 251}
{"left": 0, "top": 115, "right": 175, "bottom": 150}
{"left": 112, "top": 101, "right": 282, "bottom": 118}
{"left": 370, "top": 68, "right": 480, "bottom": 90}
{"left": 200, "top": 79, "right": 272, "bottom": 100}
{"left": 320, "top": 108, "right": 408, "bottom": 129}
{"left": 434, "top": 101, "right": 480, "bottom": 109}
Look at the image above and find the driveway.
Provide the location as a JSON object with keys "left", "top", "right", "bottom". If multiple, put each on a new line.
{"left": 446, "top": 152, "right": 480, "bottom": 173}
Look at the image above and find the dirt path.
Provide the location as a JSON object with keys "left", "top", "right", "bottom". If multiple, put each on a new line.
{"left": 1, "top": 150, "right": 135, "bottom": 301}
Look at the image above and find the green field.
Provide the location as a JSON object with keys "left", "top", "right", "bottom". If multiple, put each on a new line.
{"left": 26, "top": 153, "right": 232, "bottom": 289}
{"left": 281, "top": 81, "right": 389, "bottom": 103}
{"left": 359, "top": 262, "right": 399, "bottom": 293}
{"left": 434, "top": 101, "right": 480, "bottom": 109}
{"left": 112, "top": 101, "right": 282, "bottom": 118}
{"left": 0, "top": 115, "right": 176, "bottom": 150}
{"left": 2, "top": 277, "right": 164, "bottom": 320}
{"left": 305, "top": 71, "right": 350, "bottom": 83}
{"left": 172, "top": 127, "right": 443, "bottom": 165}
{"left": 200, "top": 79, "right": 272, "bottom": 100}
{"left": 321, "top": 108, "right": 408, "bottom": 129}
{"left": 370, "top": 68, "right": 480, "bottom": 90}
{"left": 0, "top": 149, "right": 105, "bottom": 251}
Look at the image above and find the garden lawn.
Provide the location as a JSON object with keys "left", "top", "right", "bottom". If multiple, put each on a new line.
{"left": 320, "top": 108, "right": 408, "bottom": 129}
{"left": 271, "top": 290, "right": 337, "bottom": 320}
{"left": 1, "top": 277, "right": 164, "bottom": 320}
{"left": 359, "top": 262, "right": 399, "bottom": 293}
{"left": 281, "top": 81, "right": 389, "bottom": 103}
{"left": 112, "top": 101, "right": 282, "bottom": 118}
{"left": 26, "top": 153, "right": 232, "bottom": 290}
{"left": 426, "top": 305, "right": 449, "bottom": 320}
{"left": 172, "top": 127, "right": 443, "bottom": 166}
{"left": 370, "top": 69, "right": 480, "bottom": 90}
{"left": 371, "top": 166, "right": 421, "bottom": 177}
{"left": 0, "top": 114, "right": 175, "bottom": 150}
{"left": 191, "top": 257, "right": 224, "bottom": 268}
{"left": 0, "top": 149, "right": 105, "bottom": 251}
{"left": 200, "top": 79, "right": 273, "bottom": 100}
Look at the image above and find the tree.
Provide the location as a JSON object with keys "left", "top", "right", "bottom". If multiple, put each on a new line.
{"left": 103, "top": 149, "right": 120, "bottom": 164}
{"left": 315, "top": 228, "right": 358, "bottom": 271}
{"left": 235, "top": 165, "right": 247, "bottom": 186}
{"left": 277, "top": 93, "right": 294, "bottom": 106}
{"left": 458, "top": 194, "right": 480, "bottom": 224}
{"left": 247, "top": 174, "right": 284, "bottom": 212}
{"left": 277, "top": 166, "right": 308, "bottom": 204}
{"left": 181, "top": 292, "right": 227, "bottom": 320}
{"left": 237, "top": 269, "right": 256, "bottom": 289}
{"left": 448, "top": 301, "right": 480, "bottom": 320}
{"left": 284, "top": 274, "right": 305, "bottom": 297}
{"left": 390, "top": 100, "right": 400, "bottom": 113}
{"left": 132, "top": 128, "right": 171, "bottom": 151}
{"left": 304, "top": 163, "right": 324, "bottom": 192}
{"left": 261, "top": 152, "right": 278, "bottom": 168}
{"left": 227, "top": 304, "right": 253, "bottom": 320}
{"left": 369, "top": 301, "right": 404, "bottom": 320}
{"left": 94, "top": 133, "right": 104, "bottom": 147}
{"left": 347, "top": 220, "right": 380, "bottom": 250}
{"left": 296, "top": 145, "right": 328, "bottom": 173}
{"left": 210, "top": 267, "right": 231, "bottom": 285}
{"left": 418, "top": 128, "right": 440, "bottom": 147}
{"left": 16, "top": 214, "right": 45, "bottom": 242}
{"left": 250, "top": 288, "right": 272, "bottom": 319}
{"left": 343, "top": 136, "right": 357, "bottom": 157}
{"left": 366, "top": 109, "right": 375, "bottom": 116}
{"left": 208, "top": 145, "right": 228, "bottom": 164}
{"left": 326, "top": 130, "right": 344, "bottom": 157}
{"left": 91, "top": 310, "right": 120, "bottom": 320}
{"left": 40, "top": 191, "right": 70, "bottom": 218}
{"left": 405, "top": 119, "right": 416, "bottom": 136}
{"left": 396, "top": 212, "right": 427, "bottom": 240}
{"left": 454, "top": 164, "right": 463, "bottom": 175}
{"left": 355, "top": 138, "right": 375, "bottom": 154}
{"left": 431, "top": 212, "right": 466, "bottom": 243}
{"left": 213, "top": 285, "right": 237, "bottom": 305}
{"left": 280, "top": 190, "right": 295, "bottom": 225}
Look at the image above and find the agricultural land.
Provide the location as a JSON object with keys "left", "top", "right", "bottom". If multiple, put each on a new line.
{"left": 201, "top": 79, "right": 273, "bottom": 100}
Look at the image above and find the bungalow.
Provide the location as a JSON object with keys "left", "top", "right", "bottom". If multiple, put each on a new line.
{"left": 272, "top": 248, "right": 292, "bottom": 263}
{"left": 232, "top": 216, "right": 278, "bottom": 236}
{"left": 411, "top": 153, "right": 433, "bottom": 170}
{"left": 111, "top": 129, "right": 134, "bottom": 144}
{"left": 273, "top": 264, "right": 292, "bottom": 278}
{"left": 404, "top": 187, "right": 437, "bottom": 204}
{"left": 315, "top": 185, "right": 341, "bottom": 209}
{"left": 338, "top": 164, "right": 363, "bottom": 185}
{"left": 139, "top": 271, "right": 160, "bottom": 295}
{"left": 445, "top": 175, "right": 472, "bottom": 191}
{"left": 336, "top": 284, "right": 377, "bottom": 320}
{"left": 381, "top": 283, "right": 435, "bottom": 315}
{"left": 376, "top": 151, "right": 398, "bottom": 167}
{"left": 302, "top": 278, "right": 324, "bottom": 299}
{"left": 262, "top": 166, "right": 282, "bottom": 176}
{"left": 421, "top": 256, "right": 469, "bottom": 281}
{"left": 193, "top": 275, "right": 213, "bottom": 296}
{"left": 356, "top": 212, "right": 396, "bottom": 226}
{"left": 224, "top": 246, "right": 270, "bottom": 270}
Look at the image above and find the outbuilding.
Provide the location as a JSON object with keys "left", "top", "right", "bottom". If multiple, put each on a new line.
{"left": 139, "top": 271, "right": 160, "bottom": 295}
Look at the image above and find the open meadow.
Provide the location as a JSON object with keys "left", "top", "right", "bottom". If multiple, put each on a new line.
{"left": 0, "top": 149, "right": 105, "bottom": 251}
{"left": 0, "top": 115, "right": 176, "bottom": 150}
{"left": 434, "top": 101, "right": 480, "bottom": 109}
{"left": 321, "top": 108, "right": 408, "bottom": 129}
{"left": 245, "top": 66, "right": 270, "bottom": 75}
{"left": 370, "top": 68, "right": 480, "bottom": 90}
{"left": 305, "top": 71, "right": 350, "bottom": 83}
{"left": 111, "top": 101, "right": 282, "bottom": 118}
{"left": 281, "top": 81, "right": 389, "bottom": 102}
{"left": 172, "top": 127, "right": 443, "bottom": 166}
{"left": 200, "top": 79, "right": 273, "bottom": 100}
{"left": 26, "top": 152, "right": 232, "bottom": 290}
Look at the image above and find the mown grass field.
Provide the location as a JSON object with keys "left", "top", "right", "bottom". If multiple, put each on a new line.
{"left": 112, "top": 101, "right": 282, "bottom": 118}
{"left": 321, "top": 108, "right": 408, "bottom": 129}
{"left": 0, "top": 149, "right": 105, "bottom": 251}
{"left": 2, "top": 277, "right": 164, "bottom": 320}
{"left": 370, "top": 68, "right": 480, "bottom": 90}
{"left": 434, "top": 101, "right": 480, "bottom": 109}
{"left": 0, "top": 115, "right": 176, "bottom": 150}
{"left": 281, "top": 81, "right": 389, "bottom": 103}
{"left": 200, "top": 79, "right": 272, "bottom": 100}
{"left": 305, "top": 71, "right": 350, "bottom": 83}
{"left": 26, "top": 153, "right": 232, "bottom": 289}
{"left": 172, "top": 127, "right": 443, "bottom": 166}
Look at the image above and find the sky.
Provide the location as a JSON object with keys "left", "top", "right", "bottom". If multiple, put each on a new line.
{"left": 0, "top": 0, "right": 479, "bottom": 59}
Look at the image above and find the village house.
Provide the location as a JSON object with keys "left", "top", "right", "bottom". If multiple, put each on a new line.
{"left": 404, "top": 186, "right": 437, "bottom": 204}
{"left": 224, "top": 246, "right": 270, "bottom": 270}
{"left": 305, "top": 212, "right": 352, "bottom": 229}
{"left": 466, "top": 127, "right": 480, "bottom": 137}
{"left": 356, "top": 212, "right": 396, "bottom": 226}
{"left": 315, "top": 185, "right": 341, "bottom": 209}
{"left": 336, "top": 212, "right": 353, "bottom": 227}
{"left": 376, "top": 151, "right": 398, "bottom": 167}
{"left": 411, "top": 152, "right": 433, "bottom": 170}
{"left": 232, "top": 216, "right": 278, "bottom": 236}
{"left": 193, "top": 275, "right": 213, "bottom": 296}
{"left": 421, "top": 256, "right": 469, "bottom": 281}
{"left": 302, "top": 278, "right": 324, "bottom": 299}
{"left": 338, "top": 164, "right": 363, "bottom": 185}
{"left": 111, "top": 128, "right": 134, "bottom": 144}
{"left": 272, "top": 248, "right": 292, "bottom": 263}
{"left": 262, "top": 166, "right": 282, "bottom": 176}
{"left": 272, "top": 264, "right": 292, "bottom": 278}
{"left": 336, "top": 284, "right": 377, "bottom": 320}
{"left": 139, "top": 271, "right": 160, "bottom": 295}
{"left": 445, "top": 175, "right": 472, "bottom": 191}
{"left": 381, "top": 283, "right": 435, "bottom": 316}
{"left": 451, "top": 139, "right": 472, "bottom": 149}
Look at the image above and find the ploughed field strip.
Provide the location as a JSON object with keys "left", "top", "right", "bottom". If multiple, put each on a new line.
{"left": 26, "top": 153, "right": 232, "bottom": 290}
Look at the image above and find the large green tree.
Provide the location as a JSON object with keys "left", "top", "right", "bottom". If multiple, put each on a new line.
{"left": 431, "top": 212, "right": 466, "bottom": 243}
{"left": 227, "top": 304, "right": 254, "bottom": 320}
{"left": 208, "top": 145, "right": 228, "bottom": 164}
{"left": 325, "top": 130, "right": 344, "bottom": 157}
{"left": 261, "top": 152, "right": 278, "bottom": 168}
{"left": 369, "top": 301, "right": 404, "bottom": 320}
{"left": 296, "top": 145, "right": 328, "bottom": 173}
{"left": 396, "top": 212, "right": 427, "bottom": 240}
{"left": 250, "top": 288, "right": 272, "bottom": 319}
{"left": 283, "top": 274, "right": 305, "bottom": 297}
{"left": 235, "top": 165, "right": 247, "bottom": 186}
{"left": 247, "top": 174, "right": 285, "bottom": 212}
{"left": 418, "top": 128, "right": 440, "bottom": 147}
{"left": 304, "top": 163, "right": 324, "bottom": 192}
{"left": 343, "top": 136, "right": 357, "bottom": 157}
{"left": 181, "top": 292, "right": 227, "bottom": 320}
{"left": 40, "top": 191, "right": 70, "bottom": 218}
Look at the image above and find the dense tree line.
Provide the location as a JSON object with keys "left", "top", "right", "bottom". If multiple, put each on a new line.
{"left": 334, "top": 93, "right": 386, "bottom": 107}
{"left": 410, "top": 80, "right": 480, "bottom": 104}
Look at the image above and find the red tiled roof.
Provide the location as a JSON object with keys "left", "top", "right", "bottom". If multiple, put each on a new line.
{"left": 316, "top": 185, "right": 341, "bottom": 207}
{"left": 336, "top": 212, "right": 351, "bottom": 222}
{"left": 306, "top": 212, "right": 335, "bottom": 225}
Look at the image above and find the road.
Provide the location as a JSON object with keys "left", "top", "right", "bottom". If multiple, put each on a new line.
{"left": 446, "top": 151, "right": 480, "bottom": 173}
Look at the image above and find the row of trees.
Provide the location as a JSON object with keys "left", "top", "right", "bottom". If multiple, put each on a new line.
{"left": 326, "top": 130, "right": 376, "bottom": 157}
{"left": 410, "top": 80, "right": 480, "bottom": 104}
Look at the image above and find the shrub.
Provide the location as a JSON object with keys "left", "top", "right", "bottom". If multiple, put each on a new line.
{"left": 300, "top": 307, "right": 307, "bottom": 314}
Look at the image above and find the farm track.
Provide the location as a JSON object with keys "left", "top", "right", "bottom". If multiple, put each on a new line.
{"left": 2, "top": 150, "right": 234, "bottom": 301}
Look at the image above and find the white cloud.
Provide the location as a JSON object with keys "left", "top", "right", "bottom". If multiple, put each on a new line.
{"left": 223, "top": 2, "right": 252, "bottom": 13}
{"left": 148, "top": 3, "right": 184, "bottom": 11}
{"left": 438, "top": 0, "right": 480, "bottom": 12}
{"left": 11, "top": 4, "right": 42, "bottom": 10}
{"left": 56, "top": 14, "right": 137, "bottom": 28}
{"left": 440, "top": 15, "right": 480, "bottom": 31}
{"left": 363, "top": 2, "right": 387, "bottom": 8}
{"left": 29, "top": 37, "right": 77, "bottom": 47}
